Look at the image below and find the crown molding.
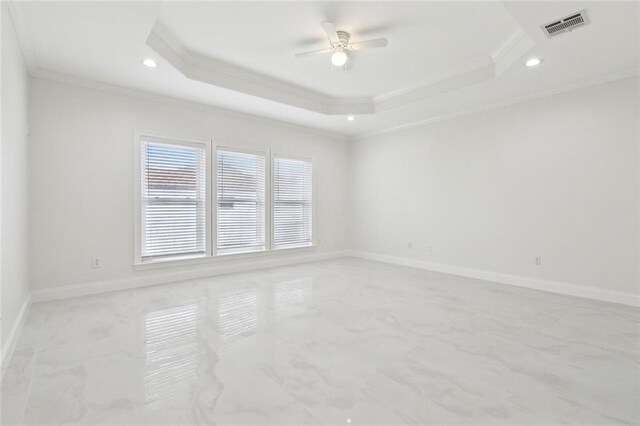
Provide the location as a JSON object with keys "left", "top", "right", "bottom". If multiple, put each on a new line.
{"left": 6, "top": 0, "right": 37, "bottom": 74}
{"left": 374, "top": 59, "right": 496, "bottom": 111}
{"left": 29, "top": 68, "right": 349, "bottom": 142}
{"left": 371, "top": 29, "right": 533, "bottom": 112}
{"left": 8, "top": 1, "right": 540, "bottom": 122}
{"left": 30, "top": 66, "right": 638, "bottom": 144}
{"left": 147, "top": 21, "right": 375, "bottom": 115}
{"left": 12, "top": 2, "right": 636, "bottom": 141}
{"left": 492, "top": 29, "right": 535, "bottom": 76}
{"left": 352, "top": 67, "right": 640, "bottom": 140}
{"left": 147, "top": 22, "right": 536, "bottom": 116}
{"left": 373, "top": 56, "right": 494, "bottom": 103}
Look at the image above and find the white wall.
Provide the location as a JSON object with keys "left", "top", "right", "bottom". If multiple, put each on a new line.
{"left": 29, "top": 78, "right": 350, "bottom": 292}
{"left": 1, "top": 4, "right": 31, "bottom": 351}
{"left": 24, "top": 67, "right": 640, "bottom": 302}
{"left": 351, "top": 77, "right": 639, "bottom": 297}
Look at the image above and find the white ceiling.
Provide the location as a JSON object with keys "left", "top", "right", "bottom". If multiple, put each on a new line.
{"left": 9, "top": 1, "right": 640, "bottom": 137}
{"left": 160, "top": 1, "right": 518, "bottom": 98}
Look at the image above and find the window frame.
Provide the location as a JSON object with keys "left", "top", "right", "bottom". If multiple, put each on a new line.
{"left": 134, "top": 132, "right": 315, "bottom": 268}
{"left": 270, "top": 152, "right": 315, "bottom": 251}
{"left": 134, "top": 131, "right": 212, "bottom": 265}
{"left": 214, "top": 145, "right": 270, "bottom": 257}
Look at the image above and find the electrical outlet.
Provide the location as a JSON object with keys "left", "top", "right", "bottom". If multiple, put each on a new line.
{"left": 91, "top": 257, "right": 101, "bottom": 268}
{"left": 535, "top": 256, "right": 542, "bottom": 266}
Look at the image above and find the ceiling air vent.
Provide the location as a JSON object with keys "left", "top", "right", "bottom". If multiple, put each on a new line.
{"left": 542, "top": 10, "right": 589, "bottom": 38}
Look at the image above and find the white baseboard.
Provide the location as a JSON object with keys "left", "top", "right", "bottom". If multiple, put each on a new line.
{"left": 1, "top": 293, "right": 32, "bottom": 377}
{"left": 8, "top": 249, "right": 635, "bottom": 374}
{"left": 350, "top": 251, "right": 639, "bottom": 307}
{"left": 31, "top": 250, "right": 349, "bottom": 303}
{"left": 2, "top": 250, "right": 345, "bottom": 374}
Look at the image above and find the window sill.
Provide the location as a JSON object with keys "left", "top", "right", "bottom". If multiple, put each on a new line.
{"left": 134, "top": 244, "right": 317, "bottom": 270}
{"left": 134, "top": 253, "right": 209, "bottom": 270}
{"left": 273, "top": 242, "right": 315, "bottom": 251}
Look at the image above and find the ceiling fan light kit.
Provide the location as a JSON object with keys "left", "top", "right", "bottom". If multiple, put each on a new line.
{"left": 331, "top": 48, "right": 348, "bottom": 67}
{"left": 295, "top": 21, "right": 389, "bottom": 70}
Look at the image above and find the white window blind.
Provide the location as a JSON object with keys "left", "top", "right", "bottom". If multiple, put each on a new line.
{"left": 217, "top": 149, "right": 266, "bottom": 254}
{"left": 140, "top": 138, "right": 207, "bottom": 259}
{"left": 273, "top": 156, "right": 312, "bottom": 249}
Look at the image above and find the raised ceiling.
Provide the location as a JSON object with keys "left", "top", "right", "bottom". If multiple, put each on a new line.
{"left": 8, "top": 1, "right": 640, "bottom": 137}
{"left": 158, "top": 1, "right": 519, "bottom": 98}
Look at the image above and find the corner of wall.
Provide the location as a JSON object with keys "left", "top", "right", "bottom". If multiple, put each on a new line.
{"left": 1, "top": 0, "right": 34, "bottom": 371}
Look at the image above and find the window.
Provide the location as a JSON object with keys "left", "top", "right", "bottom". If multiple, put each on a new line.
{"left": 216, "top": 149, "right": 266, "bottom": 255}
{"left": 135, "top": 134, "right": 315, "bottom": 265}
{"left": 272, "top": 155, "right": 313, "bottom": 249}
{"left": 139, "top": 136, "right": 209, "bottom": 260}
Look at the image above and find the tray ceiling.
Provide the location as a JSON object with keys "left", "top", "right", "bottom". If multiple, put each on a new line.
{"left": 8, "top": 1, "right": 640, "bottom": 137}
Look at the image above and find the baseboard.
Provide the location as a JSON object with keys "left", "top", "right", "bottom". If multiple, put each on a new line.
{"left": 350, "top": 251, "right": 639, "bottom": 307}
{"left": 31, "top": 250, "right": 349, "bottom": 303}
{"left": 14, "top": 248, "right": 637, "bottom": 375}
{"left": 1, "top": 293, "right": 32, "bottom": 377}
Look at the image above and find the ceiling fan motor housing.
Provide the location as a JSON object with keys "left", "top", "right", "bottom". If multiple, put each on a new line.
{"left": 336, "top": 31, "right": 350, "bottom": 47}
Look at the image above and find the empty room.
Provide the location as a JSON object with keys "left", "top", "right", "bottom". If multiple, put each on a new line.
{"left": 1, "top": 1, "right": 638, "bottom": 425}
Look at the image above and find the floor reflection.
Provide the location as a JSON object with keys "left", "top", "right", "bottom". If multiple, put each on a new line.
{"left": 144, "top": 304, "right": 199, "bottom": 408}
{"left": 275, "top": 278, "right": 312, "bottom": 318}
{"left": 218, "top": 287, "right": 258, "bottom": 352}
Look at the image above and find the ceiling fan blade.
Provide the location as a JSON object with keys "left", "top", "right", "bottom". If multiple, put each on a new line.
{"left": 348, "top": 38, "right": 389, "bottom": 50}
{"left": 320, "top": 21, "right": 340, "bottom": 44}
{"left": 294, "top": 48, "right": 333, "bottom": 58}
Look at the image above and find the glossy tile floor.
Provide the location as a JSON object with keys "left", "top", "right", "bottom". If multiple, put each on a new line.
{"left": 2, "top": 258, "right": 639, "bottom": 425}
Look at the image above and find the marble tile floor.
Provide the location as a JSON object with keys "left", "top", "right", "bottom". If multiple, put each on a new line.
{"left": 1, "top": 257, "right": 638, "bottom": 425}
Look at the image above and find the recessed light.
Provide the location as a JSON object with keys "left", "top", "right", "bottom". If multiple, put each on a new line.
{"left": 142, "top": 58, "right": 158, "bottom": 68}
{"left": 347, "top": 115, "right": 355, "bottom": 121}
{"left": 525, "top": 58, "right": 542, "bottom": 67}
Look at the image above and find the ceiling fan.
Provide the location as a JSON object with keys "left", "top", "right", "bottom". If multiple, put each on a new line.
{"left": 294, "top": 21, "right": 389, "bottom": 68}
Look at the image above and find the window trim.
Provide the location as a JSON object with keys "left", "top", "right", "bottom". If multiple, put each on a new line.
{"left": 133, "top": 131, "right": 212, "bottom": 265}
{"left": 270, "top": 152, "right": 316, "bottom": 251}
{"left": 133, "top": 243, "right": 316, "bottom": 270}
{"left": 214, "top": 145, "right": 270, "bottom": 257}
{"left": 134, "top": 132, "right": 316, "bottom": 267}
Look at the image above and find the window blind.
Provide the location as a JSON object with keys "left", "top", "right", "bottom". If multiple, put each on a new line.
{"left": 141, "top": 139, "right": 207, "bottom": 259}
{"left": 273, "top": 156, "right": 312, "bottom": 249}
{"left": 217, "top": 149, "right": 266, "bottom": 254}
